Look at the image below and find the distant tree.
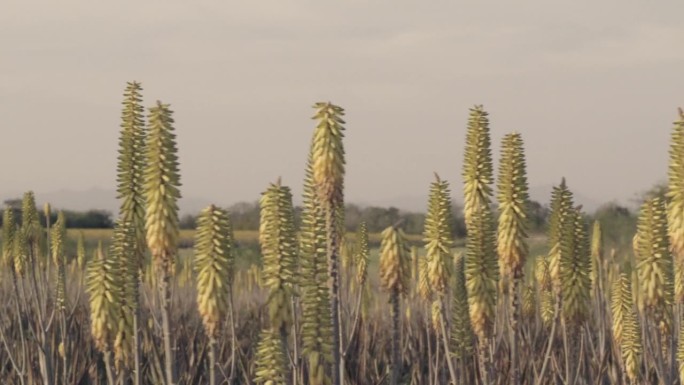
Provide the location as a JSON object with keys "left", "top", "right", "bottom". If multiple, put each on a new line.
{"left": 450, "top": 201, "right": 467, "bottom": 239}
{"left": 0, "top": 208, "right": 114, "bottom": 228}
{"left": 632, "top": 181, "right": 667, "bottom": 206}
{"left": 3, "top": 198, "right": 21, "bottom": 209}
{"left": 180, "top": 214, "right": 197, "bottom": 230}
{"left": 64, "top": 210, "right": 114, "bottom": 228}
{"left": 528, "top": 200, "right": 549, "bottom": 233}
{"left": 227, "top": 201, "right": 260, "bottom": 230}
{"left": 591, "top": 203, "right": 636, "bottom": 255}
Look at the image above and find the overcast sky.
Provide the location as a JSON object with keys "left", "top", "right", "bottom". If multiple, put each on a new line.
{"left": 2, "top": 1, "right": 683, "bottom": 212}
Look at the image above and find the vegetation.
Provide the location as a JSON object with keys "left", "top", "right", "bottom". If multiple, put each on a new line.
{"left": 0, "top": 82, "right": 683, "bottom": 385}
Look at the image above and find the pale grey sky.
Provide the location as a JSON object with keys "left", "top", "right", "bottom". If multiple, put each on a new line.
{"left": 2, "top": 1, "right": 683, "bottom": 212}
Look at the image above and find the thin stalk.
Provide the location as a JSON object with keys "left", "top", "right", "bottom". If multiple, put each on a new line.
{"left": 477, "top": 337, "right": 492, "bottom": 385}
{"left": 45, "top": 213, "right": 51, "bottom": 304}
{"left": 425, "top": 311, "right": 433, "bottom": 385}
{"left": 536, "top": 294, "right": 560, "bottom": 385}
{"left": 652, "top": 321, "right": 669, "bottom": 385}
{"left": 104, "top": 350, "right": 116, "bottom": 385}
{"left": 390, "top": 291, "right": 401, "bottom": 385}
{"left": 28, "top": 246, "right": 53, "bottom": 385}
{"left": 209, "top": 337, "right": 216, "bottom": 385}
{"left": 343, "top": 288, "right": 364, "bottom": 358}
{"left": 228, "top": 290, "right": 237, "bottom": 385}
{"left": 326, "top": 204, "right": 342, "bottom": 385}
{"left": 562, "top": 317, "right": 571, "bottom": 385}
{"left": 291, "top": 296, "right": 300, "bottom": 385}
{"left": 60, "top": 312, "right": 67, "bottom": 385}
{"left": 438, "top": 298, "right": 459, "bottom": 385}
{"left": 0, "top": 316, "right": 25, "bottom": 385}
{"left": 11, "top": 270, "right": 27, "bottom": 385}
{"left": 434, "top": 333, "right": 441, "bottom": 385}
{"left": 159, "top": 264, "right": 176, "bottom": 385}
{"left": 132, "top": 267, "right": 142, "bottom": 385}
{"left": 509, "top": 277, "right": 521, "bottom": 385}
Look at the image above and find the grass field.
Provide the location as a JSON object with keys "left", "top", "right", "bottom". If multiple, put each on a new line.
{"left": 67, "top": 228, "right": 428, "bottom": 247}
{"left": 66, "top": 228, "right": 549, "bottom": 274}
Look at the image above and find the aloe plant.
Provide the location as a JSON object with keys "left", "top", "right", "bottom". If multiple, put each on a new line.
{"left": 116, "top": 81, "right": 147, "bottom": 384}
{"left": 194, "top": 205, "right": 235, "bottom": 385}
{"left": 300, "top": 157, "right": 333, "bottom": 385}
{"left": 144, "top": 101, "right": 181, "bottom": 385}
{"left": 462, "top": 105, "right": 493, "bottom": 227}
{"left": 260, "top": 180, "right": 297, "bottom": 335}
{"left": 310, "top": 102, "right": 346, "bottom": 385}
{"left": 667, "top": 109, "right": 684, "bottom": 304}
{"left": 51, "top": 211, "right": 68, "bottom": 384}
{"left": 254, "top": 328, "right": 289, "bottom": 385}
{"left": 87, "top": 242, "right": 121, "bottom": 384}
{"left": 423, "top": 173, "right": 457, "bottom": 383}
{"left": 462, "top": 105, "right": 498, "bottom": 383}
{"left": 636, "top": 195, "right": 673, "bottom": 384}
{"left": 496, "top": 132, "right": 530, "bottom": 385}
{"left": 450, "top": 253, "right": 474, "bottom": 361}
{"left": 379, "top": 225, "right": 410, "bottom": 385}
{"left": 612, "top": 273, "right": 642, "bottom": 384}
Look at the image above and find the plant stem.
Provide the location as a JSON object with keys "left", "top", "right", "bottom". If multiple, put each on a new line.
{"left": 159, "top": 262, "right": 176, "bottom": 385}
{"left": 389, "top": 290, "right": 400, "bottom": 385}
{"left": 439, "top": 298, "right": 459, "bottom": 385}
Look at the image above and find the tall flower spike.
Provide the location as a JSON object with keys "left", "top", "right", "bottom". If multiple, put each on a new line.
{"left": 21, "top": 191, "right": 40, "bottom": 234}
{"left": 2, "top": 208, "right": 16, "bottom": 269}
{"left": 496, "top": 132, "right": 530, "bottom": 385}
{"left": 144, "top": 101, "right": 181, "bottom": 385}
{"left": 547, "top": 179, "right": 574, "bottom": 291}
{"left": 144, "top": 101, "right": 181, "bottom": 273}
{"left": 418, "top": 254, "right": 432, "bottom": 301}
{"left": 667, "top": 108, "right": 684, "bottom": 303}
{"left": 21, "top": 191, "right": 44, "bottom": 259}
{"left": 110, "top": 221, "right": 136, "bottom": 366}
{"left": 86, "top": 242, "right": 122, "bottom": 354}
{"left": 194, "top": 205, "right": 235, "bottom": 385}
{"left": 521, "top": 284, "right": 536, "bottom": 320}
{"left": 496, "top": 132, "right": 530, "bottom": 281}
{"left": 423, "top": 173, "right": 454, "bottom": 296}
{"left": 636, "top": 195, "right": 673, "bottom": 331}
{"left": 115, "top": 81, "right": 147, "bottom": 385}
{"left": 379, "top": 224, "right": 410, "bottom": 385}
{"left": 76, "top": 231, "right": 86, "bottom": 270}
{"left": 464, "top": 205, "right": 498, "bottom": 341}
{"left": 51, "top": 212, "right": 67, "bottom": 310}
{"left": 310, "top": 101, "right": 346, "bottom": 385}
{"left": 117, "top": 81, "right": 147, "bottom": 269}
{"left": 355, "top": 222, "right": 369, "bottom": 286}
{"left": 13, "top": 227, "right": 27, "bottom": 277}
{"left": 611, "top": 274, "right": 627, "bottom": 347}
{"left": 535, "top": 255, "right": 554, "bottom": 328}
{"left": 451, "top": 253, "right": 474, "bottom": 358}
{"left": 300, "top": 155, "right": 334, "bottom": 385}
{"left": 311, "top": 102, "right": 346, "bottom": 205}
{"left": 259, "top": 180, "right": 297, "bottom": 331}
{"left": 379, "top": 226, "right": 411, "bottom": 296}
{"left": 194, "top": 205, "right": 234, "bottom": 338}
{"left": 590, "top": 221, "right": 604, "bottom": 294}
{"left": 611, "top": 273, "right": 642, "bottom": 383}
{"left": 560, "top": 206, "right": 591, "bottom": 325}
{"left": 253, "top": 328, "right": 289, "bottom": 385}
{"left": 462, "top": 105, "right": 493, "bottom": 227}
{"left": 51, "top": 211, "right": 66, "bottom": 266}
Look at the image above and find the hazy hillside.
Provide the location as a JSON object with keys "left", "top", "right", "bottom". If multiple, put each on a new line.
{"left": 0, "top": 188, "right": 212, "bottom": 216}
{"left": 1, "top": 183, "right": 608, "bottom": 216}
